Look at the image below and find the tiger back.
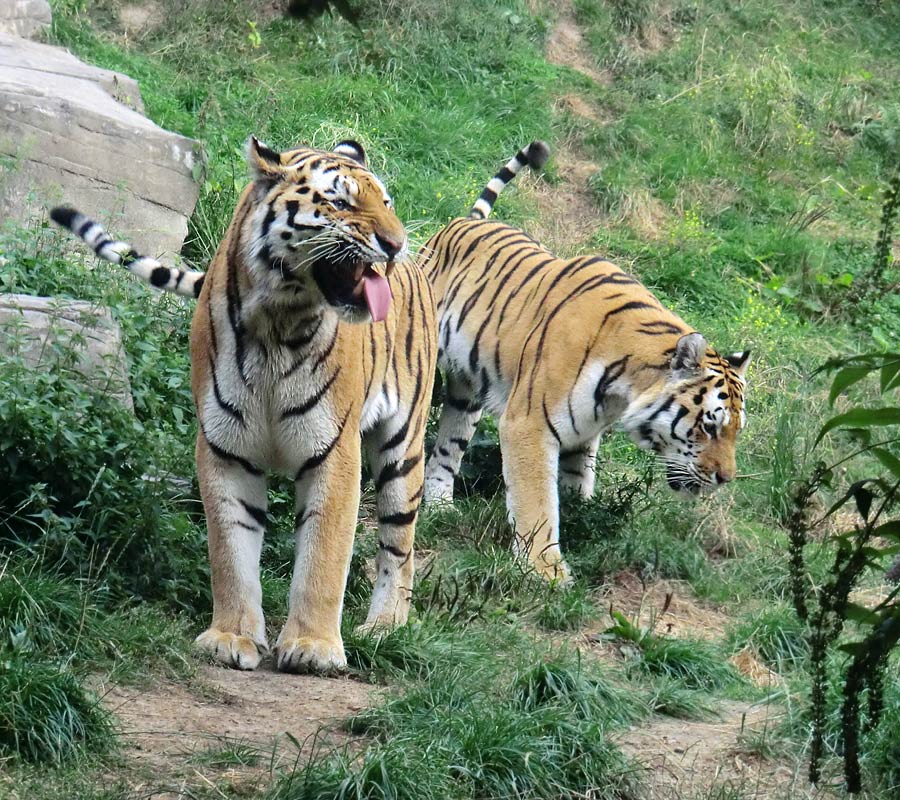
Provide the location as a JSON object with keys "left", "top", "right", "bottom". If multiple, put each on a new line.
{"left": 420, "top": 142, "right": 749, "bottom": 584}
{"left": 52, "top": 137, "right": 437, "bottom": 674}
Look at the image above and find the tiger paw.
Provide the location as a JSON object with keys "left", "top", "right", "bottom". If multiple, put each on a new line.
{"left": 194, "top": 628, "right": 266, "bottom": 671}
{"left": 354, "top": 615, "right": 400, "bottom": 638}
{"left": 534, "top": 558, "right": 573, "bottom": 587}
{"left": 423, "top": 477, "right": 455, "bottom": 505}
{"left": 275, "top": 636, "right": 347, "bottom": 675}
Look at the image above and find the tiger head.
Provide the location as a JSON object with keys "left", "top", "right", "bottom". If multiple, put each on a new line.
{"left": 245, "top": 136, "right": 408, "bottom": 323}
{"left": 631, "top": 333, "right": 750, "bottom": 496}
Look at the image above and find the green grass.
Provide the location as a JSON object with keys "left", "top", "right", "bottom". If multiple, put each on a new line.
{"left": 189, "top": 739, "right": 266, "bottom": 768}
{"left": 725, "top": 603, "right": 809, "bottom": 672}
{"left": 0, "top": 654, "right": 114, "bottom": 764}
{"left": 278, "top": 627, "right": 640, "bottom": 800}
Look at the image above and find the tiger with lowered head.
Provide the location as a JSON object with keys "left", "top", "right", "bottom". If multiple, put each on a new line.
{"left": 421, "top": 142, "right": 749, "bottom": 584}
{"left": 52, "top": 137, "right": 436, "bottom": 674}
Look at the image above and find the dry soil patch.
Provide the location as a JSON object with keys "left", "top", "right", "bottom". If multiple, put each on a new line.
{"left": 96, "top": 664, "right": 376, "bottom": 795}
{"left": 616, "top": 700, "right": 833, "bottom": 799}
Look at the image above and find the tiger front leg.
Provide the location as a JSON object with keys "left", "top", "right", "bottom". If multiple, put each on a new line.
{"left": 194, "top": 435, "right": 269, "bottom": 670}
{"left": 275, "top": 429, "right": 361, "bottom": 674}
{"left": 559, "top": 434, "right": 602, "bottom": 499}
{"left": 359, "top": 414, "right": 427, "bottom": 633}
{"left": 499, "top": 412, "right": 572, "bottom": 585}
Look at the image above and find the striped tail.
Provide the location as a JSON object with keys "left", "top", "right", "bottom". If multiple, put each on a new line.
{"left": 468, "top": 140, "right": 550, "bottom": 220}
{"left": 49, "top": 206, "right": 205, "bottom": 299}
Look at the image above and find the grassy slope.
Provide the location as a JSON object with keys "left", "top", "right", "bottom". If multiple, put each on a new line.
{"left": 0, "top": 0, "right": 898, "bottom": 796}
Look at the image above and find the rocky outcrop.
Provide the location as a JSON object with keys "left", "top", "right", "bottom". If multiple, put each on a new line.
{"left": 0, "top": 26, "right": 203, "bottom": 257}
{"left": 0, "top": 294, "right": 133, "bottom": 408}
{"left": 0, "top": 0, "right": 50, "bottom": 39}
{"left": 0, "top": 33, "right": 144, "bottom": 111}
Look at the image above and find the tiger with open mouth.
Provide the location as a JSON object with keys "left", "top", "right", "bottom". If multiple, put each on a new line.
{"left": 52, "top": 136, "right": 437, "bottom": 673}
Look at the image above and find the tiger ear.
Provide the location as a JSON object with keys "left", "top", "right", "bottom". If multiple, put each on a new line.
{"left": 247, "top": 136, "right": 284, "bottom": 181}
{"left": 671, "top": 332, "right": 707, "bottom": 375}
{"left": 727, "top": 350, "right": 751, "bottom": 378}
{"left": 333, "top": 139, "right": 366, "bottom": 166}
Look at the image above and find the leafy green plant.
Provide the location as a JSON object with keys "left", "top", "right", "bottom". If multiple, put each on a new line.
{"left": 277, "top": 648, "right": 639, "bottom": 800}
{"left": 0, "top": 223, "right": 209, "bottom": 611}
{"left": 511, "top": 657, "right": 647, "bottom": 726}
{"left": 788, "top": 350, "right": 900, "bottom": 792}
{"left": 851, "top": 169, "right": 900, "bottom": 302}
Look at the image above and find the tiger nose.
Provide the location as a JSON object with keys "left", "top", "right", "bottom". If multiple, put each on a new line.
{"left": 375, "top": 233, "right": 404, "bottom": 259}
{"left": 714, "top": 469, "right": 734, "bottom": 485}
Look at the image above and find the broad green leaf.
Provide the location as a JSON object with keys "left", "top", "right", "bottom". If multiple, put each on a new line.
{"left": 824, "top": 480, "right": 873, "bottom": 519}
{"left": 837, "top": 641, "right": 866, "bottom": 656}
{"left": 872, "top": 520, "right": 900, "bottom": 543}
{"left": 882, "top": 359, "right": 900, "bottom": 393}
{"left": 844, "top": 602, "right": 882, "bottom": 627}
{"left": 872, "top": 447, "right": 900, "bottom": 479}
{"left": 816, "top": 408, "right": 900, "bottom": 444}
{"left": 828, "top": 366, "right": 873, "bottom": 406}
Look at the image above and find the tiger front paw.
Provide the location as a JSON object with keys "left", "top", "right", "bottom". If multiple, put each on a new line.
{"left": 275, "top": 635, "right": 347, "bottom": 675}
{"left": 534, "top": 557, "right": 573, "bottom": 587}
{"left": 194, "top": 628, "right": 267, "bottom": 671}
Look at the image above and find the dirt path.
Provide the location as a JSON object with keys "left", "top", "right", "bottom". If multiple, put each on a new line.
{"left": 520, "top": 0, "right": 608, "bottom": 255}
{"left": 95, "top": 665, "right": 375, "bottom": 797}
{"left": 616, "top": 699, "right": 834, "bottom": 799}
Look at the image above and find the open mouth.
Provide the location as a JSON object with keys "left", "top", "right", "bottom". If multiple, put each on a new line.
{"left": 311, "top": 255, "right": 396, "bottom": 322}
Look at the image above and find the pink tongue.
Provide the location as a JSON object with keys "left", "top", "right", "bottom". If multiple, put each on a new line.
{"left": 362, "top": 271, "right": 393, "bottom": 322}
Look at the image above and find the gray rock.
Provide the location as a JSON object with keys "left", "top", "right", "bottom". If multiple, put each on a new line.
{"left": 0, "top": 34, "right": 144, "bottom": 111}
{"left": 0, "top": 34, "right": 203, "bottom": 257}
{"left": 0, "top": 293, "right": 133, "bottom": 408}
{"left": 0, "top": 0, "right": 51, "bottom": 40}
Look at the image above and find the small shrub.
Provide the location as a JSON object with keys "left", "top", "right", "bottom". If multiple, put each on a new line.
{"left": 644, "top": 676, "right": 718, "bottom": 720}
{"left": 0, "top": 333, "right": 209, "bottom": 612}
{"left": 344, "top": 618, "right": 464, "bottom": 681}
{"left": 285, "top": 665, "right": 638, "bottom": 800}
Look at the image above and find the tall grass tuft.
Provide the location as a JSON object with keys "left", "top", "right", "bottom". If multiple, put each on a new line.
{"left": 0, "top": 655, "right": 113, "bottom": 764}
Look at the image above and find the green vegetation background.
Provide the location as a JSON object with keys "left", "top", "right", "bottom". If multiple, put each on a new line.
{"left": 1, "top": 0, "right": 898, "bottom": 797}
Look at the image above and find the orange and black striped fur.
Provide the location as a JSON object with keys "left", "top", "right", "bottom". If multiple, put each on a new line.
{"left": 420, "top": 142, "right": 749, "bottom": 583}
{"left": 52, "top": 137, "right": 436, "bottom": 673}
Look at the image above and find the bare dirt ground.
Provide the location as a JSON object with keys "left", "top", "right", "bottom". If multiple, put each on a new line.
{"left": 615, "top": 699, "right": 836, "bottom": 800}
{"left": 95, "top": 664, "right": 376, "bottom": 797}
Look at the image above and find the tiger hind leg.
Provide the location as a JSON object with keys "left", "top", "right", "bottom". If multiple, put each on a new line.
{"left": 499, "top": 412, "right": 571, "bottom": 585}
{"left": 193, "top": 435, "right": 268, "bottom": 670}
{"left": 558, "top": 434, "right": 601, "bottom": 499}
{"left": 424, "top": 374, "right": 483, "bottom": 504}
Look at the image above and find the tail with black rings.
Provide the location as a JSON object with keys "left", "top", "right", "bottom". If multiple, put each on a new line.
{"left": 468, "top": 140, "right": 550, "bottom": 221}
{"left": 50, "top": 206, "right": 205, "bottom": 299}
